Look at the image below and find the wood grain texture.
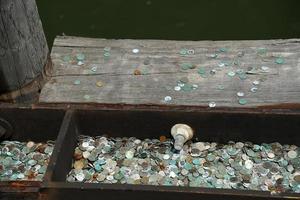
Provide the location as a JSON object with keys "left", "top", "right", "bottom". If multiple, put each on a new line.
{"left": 40, "top": 36, "right": 300, "bottom": 108}
{"left": 0, "top": 0, "right": 48, "bottom": 94}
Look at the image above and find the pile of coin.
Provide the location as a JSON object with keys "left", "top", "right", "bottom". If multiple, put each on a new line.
{"left": 67, "top": 135, "right": 300, "bottom": 194}
{"left": 0, "top": 140, "right": 54, "bottom": 181}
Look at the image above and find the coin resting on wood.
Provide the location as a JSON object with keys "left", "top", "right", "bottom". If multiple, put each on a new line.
{"left": 40, "top": 37, "right": 300, "bottom": 108}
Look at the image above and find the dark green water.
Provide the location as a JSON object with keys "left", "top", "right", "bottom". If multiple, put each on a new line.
{"left": 37, "top": 0, "right": 300, "bottom": 49}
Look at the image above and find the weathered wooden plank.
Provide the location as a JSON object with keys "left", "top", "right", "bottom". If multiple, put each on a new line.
{"left": 0, "top": 0, "right": 48, "bottom": 100}
{"left": 50, "top": 37, "right": 298, "bottom": 76}
{"left": 40, "top": 36, "right": 300, "bottom": 108}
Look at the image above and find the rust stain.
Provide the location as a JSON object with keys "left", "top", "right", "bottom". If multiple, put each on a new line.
{"left": 10, "top": 182, "right": 27, "bottom": 187}
{"left": 159, "top": 135, "right": 167, "bottom": 142}
{"left": 0, "top": 181, "right": 41, "bottom": 192}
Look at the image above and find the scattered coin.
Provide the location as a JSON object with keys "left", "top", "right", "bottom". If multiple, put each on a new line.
{"left": 77, "top": 61, "right": 84, "bottom": 66}
{"left": 132, "top": 49, "right": 140, "bottom": 54}
{"left": 174, "top": 86, "right": 181, "bottom": 91}
{"left": 164, "top": 96, "right": 172, "bottom": 102}
{"left": 275, "top": 58, "right": 285, "bottom": 64}
{"left": 237, "top": 92, "right": 245, "bottom": 97}
{"left": 96, "top": 81, "right": 104, "bottom": 87}
{"left": 73, "top": 80, "right": 81, "bottom": 85}
{"left": 90, "top": 66, "right": 97, "bottom": 72}
{"left": 250, "top": 87, "right": 258, "bottom": 93}
{"left": 187, "top": 49, "right": 195, "bottom": 55}
{"left": 209, "top": 102, "right": 216, "bottom": 108}
{"left": 134, "top": 69, "right": 142, "bottom": 75}
{"left": 257, "top": 48, "right": 267, "bottom": 55}
{"left": 253, "top": 80, "right": 260, "bottom": 86}
{"left": 208, "top": 54, "right": 218, "bottom": 58}
{"left": 261, "top": 66, "right": 270, "bottom": 72}
{"left": 159, "top": 136, "right": 167, "bottom": 142}
{"left": 238, "top": 99, "right": 248, "bottom": 105}
{"left": 83, "top": 95, "right": 90, "bottom": 100}
{"left": 76, "top": 53, "right": 85, "bottom": 61}
{"left": 219, "top": 47, "right": 228, "bottom": 52}
{"left": 227, "top": 71, "right": 236, "bottom": 77}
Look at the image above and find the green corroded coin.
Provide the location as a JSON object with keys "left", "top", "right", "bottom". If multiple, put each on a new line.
{"left": 169, "top": 160, "right": 177, "bottom": 165}
{"left": 181, "top": 63, "right": 193, "bottom": 70}
{"left": 219, "top": 47, "right": 228, "bottom": 52}
{"left": 192, "top": 159, "right": 201, "bottom": 165}
{"left": 104, "top": 52, "right": 111, "bottom": 57}
{"left": 238, "top": 74, "right": 247, "bottom": 80}
{"left": 197, "top": 68, "right": 206, "bottom": 75}
{"left": 73, "top": 80, "right": 81, "bottom": 85}
{"left": 93, "top": 161, "right": 103, "bottom": 172}
{"left": 257, "top": 48, "right": 267, "bottom": 54}
{"left": 141, "top": 68, "right": 150, "bottom": 75}
{"left": 207, "top": 153, "right": 216, "bottom": 162}
{"left": 184, "top": 163, "right": 193, "bottom": 170}
{"left": 227, "top": 71, "right": 236, "bottom": 77}
{"left": 238, "top": 98, "right": 248, "bottom": 105}
{"left": 275, "top": 58, "right": 285, "bottom": 64}
{"left": 114, "top": 172, "right": 124, "bottom": 180}
{"left": 181, "top": 84, "right": 193, "bottom": 92}
{"left": 179, "top": 49, "right": 188, "bottom": 55}
{"left": 217, "top": 85, "right": 225, "bottom": 90}
{"left": 76, "top": 53, "right": 85, "bottom": 61}
{"left": 236, "top": 69, "right": 244, "bottom": 75}
{"left": 63, "top": 55, "right": 71, "bottom": 62}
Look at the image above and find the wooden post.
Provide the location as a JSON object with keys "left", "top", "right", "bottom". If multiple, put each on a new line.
{"left": 0, "top": 0, "right": 49, "bottom": 102}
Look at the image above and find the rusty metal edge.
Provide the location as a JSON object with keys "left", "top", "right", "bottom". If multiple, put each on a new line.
{"left": 41, "top": 182, "right": 300, "bottom": 199}
{"left": 0, "top": 181, "right": 41, "bottom": 193}
{"left": 0, "top": 104, "right": 299, "bottom": 197}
